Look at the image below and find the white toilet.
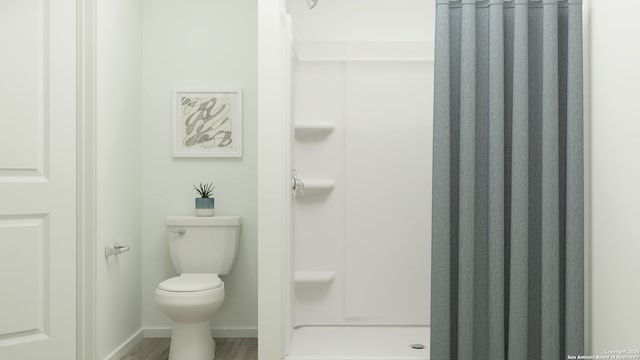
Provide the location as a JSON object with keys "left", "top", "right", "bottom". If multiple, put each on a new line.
{"left": 155, "top": 215, "right": 241, "bottom": 360}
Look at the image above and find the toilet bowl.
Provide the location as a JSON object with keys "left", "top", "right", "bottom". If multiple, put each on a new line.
{"left": 155, "top": 274, "right": 225, "bottom": 360}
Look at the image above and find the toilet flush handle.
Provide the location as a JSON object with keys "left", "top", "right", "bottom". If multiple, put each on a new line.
{"left": 169, "top": 229, "right": 185, "bottom": 236}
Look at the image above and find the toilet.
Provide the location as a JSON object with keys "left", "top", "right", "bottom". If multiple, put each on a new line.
{"left": 155, "top": 215, "right": 241, "bottom": 360}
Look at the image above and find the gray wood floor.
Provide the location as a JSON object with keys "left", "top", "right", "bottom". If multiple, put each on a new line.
{"left": 120, "top": 338, "right": 258, "bottom": 360}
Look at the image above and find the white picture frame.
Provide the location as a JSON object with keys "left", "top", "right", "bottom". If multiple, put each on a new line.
{"left": 172, "top": 88, "right": 243, "bottom": 157}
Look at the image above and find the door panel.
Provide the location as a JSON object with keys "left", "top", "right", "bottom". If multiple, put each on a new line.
{"left": 0, "top": 0, "right": 77, "bottom": 358}
{"left": 0, "top": 0, "right": 47, "bottom": 178}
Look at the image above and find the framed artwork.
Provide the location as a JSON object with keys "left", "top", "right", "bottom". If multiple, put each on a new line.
{"left": 172, "top": 88, "right": 243, "bottom": 157}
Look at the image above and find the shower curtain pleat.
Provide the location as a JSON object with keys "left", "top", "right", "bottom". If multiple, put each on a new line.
{"left": 508, "top": 1, "right": 529, "bottom": 360}
{"left": 487, "top": 1, "right": 505, "bottom": 359}
{"left": 565, "top": 0, "right": 584, "bottom": 355}
{"left": 541, "top": 2, "right": 561, "bottom": 359}
{"left": 431, "top": 1, "right": 452, "bottom": 359}
{"left": 430, "top": 1, "right": 584, "bottom": 360}
{"left": 457, "top": 2, "right": 476, "bottom": 359}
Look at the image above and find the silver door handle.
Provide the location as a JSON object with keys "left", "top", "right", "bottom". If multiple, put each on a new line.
{"left": 105, "top": 243, "right": 130, "bottom": 257}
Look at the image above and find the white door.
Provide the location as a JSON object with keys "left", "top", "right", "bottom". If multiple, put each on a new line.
{"left": 0, "top": 0, "right": 77, "bottom": 359}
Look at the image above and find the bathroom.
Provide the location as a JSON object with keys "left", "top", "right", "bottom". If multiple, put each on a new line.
{"left": 0, "top": 0, "right": 638, "bottom": 359}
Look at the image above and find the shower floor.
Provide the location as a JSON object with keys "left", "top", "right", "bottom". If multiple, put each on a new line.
{"left": 286, "top": 326, "right": 430, "bottom": 360}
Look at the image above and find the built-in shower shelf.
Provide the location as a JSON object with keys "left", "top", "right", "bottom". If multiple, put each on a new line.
{"left": 300, "top": 179, "right": 335, "bottom": 194}
{"left": 294, "top": 121, "right": 335, "bottom": 136}
{"left": 294, "top": 271, "right": 336, "bottom": 285}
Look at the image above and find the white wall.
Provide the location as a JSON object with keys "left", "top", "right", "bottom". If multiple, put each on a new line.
{"left": 288, "top": 0, "right": 434, "bottom": 42}
{"left": 257, "top": 1, "right": 292, "bottom": 358}
{"left": 95, "top": 0, "right": 143, "bottom": 358}
{"left": 141, "top": 0, "right": 258, "bottom": 336}
{"left": 292, "top": 52, "right": 432, "bottom": 326}
{"left": 287, "top": 0, "right": 434, "bottom": 329}
{"left": 590, "top": 0, "right": 640, "bottom": 354}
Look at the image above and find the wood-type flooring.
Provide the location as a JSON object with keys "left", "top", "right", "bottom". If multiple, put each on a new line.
{"left": 120, "top": 338, "right": 258, "bottom": 360}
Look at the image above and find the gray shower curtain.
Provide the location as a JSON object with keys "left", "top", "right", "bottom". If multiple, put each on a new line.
{"left": 430, "top": 1, "right": 583, "bottom": 359}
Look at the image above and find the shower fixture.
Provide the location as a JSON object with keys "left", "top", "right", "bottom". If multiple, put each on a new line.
{"left": 306, "top": 0, "right": 318, "bottom": 9}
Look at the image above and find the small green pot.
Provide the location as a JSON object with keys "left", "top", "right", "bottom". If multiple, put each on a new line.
{"left": 195, "top": 197, "right": 215, "bottom": 217}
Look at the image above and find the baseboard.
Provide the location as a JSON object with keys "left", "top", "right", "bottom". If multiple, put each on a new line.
{"left": 144, "top": 326, "right": 258, "bottom": 338}
{"left": 103, "top": 329, "right": 144, "bottom": 360}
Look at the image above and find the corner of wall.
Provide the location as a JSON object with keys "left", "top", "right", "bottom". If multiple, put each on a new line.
{"left": 95, "top": 0, "right": 144, "bottom": 357}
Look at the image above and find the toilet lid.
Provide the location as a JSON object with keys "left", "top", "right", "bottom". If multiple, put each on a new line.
{"left": 158, "top": 274, "right": 222, "bottom": 292}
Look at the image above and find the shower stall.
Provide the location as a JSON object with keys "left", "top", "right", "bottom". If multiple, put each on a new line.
{"left": 258, "top": 1, "right": 435, "bottom": 359}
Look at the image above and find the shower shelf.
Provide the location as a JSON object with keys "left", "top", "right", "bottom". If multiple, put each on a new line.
{"left": 294, "top": 271, "right": 335, "bottom": 285}
{"left": 294, "top": 121, "right": 335, "bottom": 136}
{"left": 300, "top": 178, "right": 335, "bottom": 194}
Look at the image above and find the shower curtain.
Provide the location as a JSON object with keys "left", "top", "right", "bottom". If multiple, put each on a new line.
{"left": 430, "top": 1, "right": 583, "bottom": 360}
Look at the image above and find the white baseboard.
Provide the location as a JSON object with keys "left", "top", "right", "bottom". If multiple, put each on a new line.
{"left": 144, "top": 326, "right": 258, "bottom": 338}
{"left": 103, "top": 329, "right": 144, "bottom": 360}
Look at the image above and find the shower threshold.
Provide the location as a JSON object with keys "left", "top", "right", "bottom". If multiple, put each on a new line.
{"left": 286, "top": 325, "right": 430, "bottom": 360}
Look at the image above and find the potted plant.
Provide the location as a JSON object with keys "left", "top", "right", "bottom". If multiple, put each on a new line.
{"left": 193, "top": 182, "right": 215, "bottom": 217}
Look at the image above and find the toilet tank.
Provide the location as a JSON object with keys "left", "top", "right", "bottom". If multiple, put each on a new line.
{"left": 164, "top": 216, "right": 241, "bottom": 275}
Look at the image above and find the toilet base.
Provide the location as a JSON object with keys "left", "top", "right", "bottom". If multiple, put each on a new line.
{"left": 169, "top": 320, "right": 216, "bottom": 360}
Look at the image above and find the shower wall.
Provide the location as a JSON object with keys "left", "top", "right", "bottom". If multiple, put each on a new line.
{"left": 255, "top": 1, "right": 436, "bottom": 357}
{"left": 289, "top": 0, "right": 435, "bottom": 329}
{"left": 285, "top": 0, "right": 435, "bottom": 339}
{"left": 292, "top": 43, "right": 433, "bottom": 326}
{"left": 289, "top": 1, "right": 434, "bottom": 329}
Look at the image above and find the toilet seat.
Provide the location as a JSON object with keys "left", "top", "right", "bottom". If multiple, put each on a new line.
{"left": 158, "top": 274, "right": 222, "bottom": 292}
{"left": 154, "top": 276, "right": 225, "bottom": 360}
